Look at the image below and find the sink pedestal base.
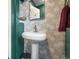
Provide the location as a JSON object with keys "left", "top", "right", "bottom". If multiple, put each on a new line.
{"left": 31, "top": 43, "right": 39, "bottom": 59}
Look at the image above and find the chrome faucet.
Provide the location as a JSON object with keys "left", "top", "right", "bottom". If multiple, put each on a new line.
{"left": 33, "top": 25, "right": 38, "bottom": 32}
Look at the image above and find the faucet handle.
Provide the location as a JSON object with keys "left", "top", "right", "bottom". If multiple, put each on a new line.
{"left": 33, "top": 25, "right": 37, "bottom": 32}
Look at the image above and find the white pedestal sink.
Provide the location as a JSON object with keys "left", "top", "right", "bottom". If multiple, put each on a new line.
{"left": 22, "top": 32, "right": 46, "bottom": 59}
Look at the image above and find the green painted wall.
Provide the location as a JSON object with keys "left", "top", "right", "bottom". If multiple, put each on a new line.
{"left": 11, "top": 0, "right": 24, "bottom": 59}
{"left": 40, "top": 5, "right": 45, "bottom": 19}
{"left": 65, "top": 30, "right": 70, "bottom": 59}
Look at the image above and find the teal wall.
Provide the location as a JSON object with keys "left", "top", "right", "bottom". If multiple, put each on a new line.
{"left": 65, "top": 30, "right": 70, "bottom": 59}
{"left": 40, "top": 5, "right": 45, "bottom": 19}
{"left": 11, "top": 0, "right": 24, "bottom": 59}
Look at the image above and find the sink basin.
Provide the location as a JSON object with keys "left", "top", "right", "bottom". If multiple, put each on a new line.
{"left": 22, "top": 32, "right": 46, "bottom": 59}
{"left": 22, "top": 32, "right": 46, "bottom": 41}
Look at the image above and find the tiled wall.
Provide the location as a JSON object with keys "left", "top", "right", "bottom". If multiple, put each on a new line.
{"left": 19, "top": 1, "right": 46, "bottom": 32}
{"left": 45, "top": 0, "right": 65, "bottom": 59}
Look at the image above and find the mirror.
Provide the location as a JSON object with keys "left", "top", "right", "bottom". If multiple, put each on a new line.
{"left": 19, "top": 0, "right": 45, "bottom": 21}
{"left": 30, "top": 3, "right": 40, "bottom": 20}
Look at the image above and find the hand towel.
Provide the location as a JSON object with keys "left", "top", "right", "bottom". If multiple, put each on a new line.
{"left": 59, "top": 5, "right": 70, "bottom": 32}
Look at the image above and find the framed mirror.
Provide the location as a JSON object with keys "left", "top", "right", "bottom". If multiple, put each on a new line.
{"left": 19, "top": 0, "right": 45, "bottom": 21}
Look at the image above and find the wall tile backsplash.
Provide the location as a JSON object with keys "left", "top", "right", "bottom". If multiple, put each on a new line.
{"left": 19, "top": 1, "right": 46, "bottom": 33}
{"left": 25, "top": 20, "right": 46, "bottom": 32}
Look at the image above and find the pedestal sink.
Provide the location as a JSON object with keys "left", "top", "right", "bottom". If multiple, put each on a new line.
{"left": 22, "top": 32, "right": 46, "bottom": 59}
